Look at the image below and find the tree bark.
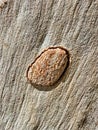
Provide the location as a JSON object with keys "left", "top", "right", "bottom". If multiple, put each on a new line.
{"left": 0, "top": 0, "right": 98, "bottom": 130}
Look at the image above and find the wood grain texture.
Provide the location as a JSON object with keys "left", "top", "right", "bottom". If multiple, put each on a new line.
{"left": 0, "top": 0, "right": 98, "bottom": 130}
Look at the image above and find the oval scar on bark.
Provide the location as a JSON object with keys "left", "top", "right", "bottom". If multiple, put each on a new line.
{"left": 26, "top": 46, "right": 69, "bottom": 88}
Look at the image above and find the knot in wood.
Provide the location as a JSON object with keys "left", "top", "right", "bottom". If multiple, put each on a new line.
{"left": 27, "top": 47, "right": 69, "bottom": 87}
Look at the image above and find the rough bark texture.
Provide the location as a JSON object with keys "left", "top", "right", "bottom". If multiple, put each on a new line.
{"left": 0, "top": 0, "right": 98, "bottom": 130}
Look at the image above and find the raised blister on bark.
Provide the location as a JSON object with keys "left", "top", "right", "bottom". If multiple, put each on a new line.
{"left": 27, "top": 47, "right": 69, "bottom": 87}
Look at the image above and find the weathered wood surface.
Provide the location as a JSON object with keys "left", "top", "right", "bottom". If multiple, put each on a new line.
{"left": 0, "top": 0, "right": 98, "bottom": 130}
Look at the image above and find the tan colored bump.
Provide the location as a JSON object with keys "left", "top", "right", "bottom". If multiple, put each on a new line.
{"left": 27, "top": 46, "right": 69, "bottom": 87}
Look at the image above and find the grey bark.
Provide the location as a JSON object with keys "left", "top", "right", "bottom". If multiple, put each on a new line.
{"left": 0, "top": 0, "right": 98, "bottom": 130}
